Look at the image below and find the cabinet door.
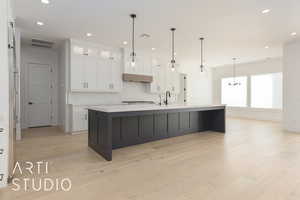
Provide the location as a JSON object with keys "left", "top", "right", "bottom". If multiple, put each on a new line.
{"left": 110, "top": 58, "right": 122, "bottom": 92}
{"left": 72, "top": 108, "right": 88, "bottom": 132}
{"left": 96, "top": 58, "right": 110, "bottom": 91}
{"left": 71, "top": 54, "right": 86, "bottom": 91}
{"left": 83, "top": 110, "right": 88, "bottom": 130}
{"left": 142, "top": 55, "right": 152, "bottom": 76}
{"left": 84, "top": 56, "right": 98, "bottom": 91}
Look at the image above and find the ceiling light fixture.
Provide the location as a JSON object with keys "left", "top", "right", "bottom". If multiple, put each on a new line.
{"left": 36, "top": 21, "right": 44, "bottom": 26}
{"left": 229, "top": 58, "right": 241, "bottom": 86}
{"left": 130, "top": 14, "right": 137, "bottom": 67}
{"left": 291, "top": 32, "right": 297, "bottom": 36}
{"left": 41, "top": 0, "right": 50, "bottom": 4}
{"left": 123, "top": 41, "right": 128, "bottom": 45}
{"left": 170, "top": 28, "right": 176, "bottom": 72}
{"left": 265, "top": 46, "right": 269, "bottom": 49}
{"left": 151, "top": 47, "right": 156, "bottom": 51}
{"left": 199, "top": 37, "right": 205, "bottom": 72}
{"left": 262, "top": 9, "right": 271, "bottom": 14}
{"left": 86, "top": 33, "right": 92, "bottom": 37}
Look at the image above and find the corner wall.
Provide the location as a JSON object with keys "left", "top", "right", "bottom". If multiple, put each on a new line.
{"left": 178, "top": 59, "right": 212, "bottom": 105}
{"left": 0, "top": 0, "right": 10, "bottom": 189}
{"left": 283, "top": 39, "right": 300, "bottom": 132}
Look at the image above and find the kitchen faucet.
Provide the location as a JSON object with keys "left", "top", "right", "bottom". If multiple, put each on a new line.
{"left": 164, "top": 91, "right": 171, "bottom": 105}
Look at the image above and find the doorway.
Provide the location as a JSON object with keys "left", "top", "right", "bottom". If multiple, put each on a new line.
{"left": 26, "top": 62, "right": 53, "bottom": 127}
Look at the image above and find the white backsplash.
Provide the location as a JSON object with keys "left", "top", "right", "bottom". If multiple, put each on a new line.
{"left": 68, "top": 81, "right": 178, "bottom": 105}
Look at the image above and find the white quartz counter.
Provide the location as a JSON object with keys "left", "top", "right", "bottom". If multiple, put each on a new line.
{"left": 88, "top": 104, "right": 225, "bottom": 113}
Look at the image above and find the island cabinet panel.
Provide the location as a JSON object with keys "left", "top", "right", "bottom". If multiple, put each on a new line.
{"left": 121, "top": 116, "right": 140, "bottom": 146}
{"left": 167, "top": 113, "right": 180, "bottom": 137}
{"left": 88, "top": 110, "right": 98, "bottom": 148}
{"left": 179, "top": 112, "right": 190, "bottom": 132}
{"left": 139, "top": 115, "right": 155, "bottom": 140}
{"left": 112, "top": 118, "right": 121, "bottom": 148}
{"left": 154, "top": 114, "right": 168, "bottom": 139}
{"left": 189, "top": 111, "right": 199, "bottom": 131}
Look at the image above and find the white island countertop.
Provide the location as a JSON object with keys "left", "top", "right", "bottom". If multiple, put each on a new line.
{"left": 87, "top": 104, "right": 225, "bottom": 113}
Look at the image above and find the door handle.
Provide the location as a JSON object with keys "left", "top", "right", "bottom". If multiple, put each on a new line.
{"left": 28, "top": 102, "right": 34, "bottom": 105}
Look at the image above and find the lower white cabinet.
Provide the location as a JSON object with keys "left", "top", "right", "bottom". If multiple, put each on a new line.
{"left": 71, "top": 106, "right": 88, "bottom": 132}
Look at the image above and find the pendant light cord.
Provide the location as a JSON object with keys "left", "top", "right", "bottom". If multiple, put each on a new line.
{"left": 130, "top": 14, "right": 136, "bottom": 63}
{"left": 200, "top": 38, "right": 204, "bottom": 72}
{"left": 233, "top": 58, "right": 236, "bottom": 84}
{"left": 170, "top": 28, "right": 176, "bottom": 68}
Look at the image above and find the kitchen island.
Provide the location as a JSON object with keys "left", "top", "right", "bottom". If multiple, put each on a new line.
{"left": 88, "top": 104, "right": 226, "bottom": 161}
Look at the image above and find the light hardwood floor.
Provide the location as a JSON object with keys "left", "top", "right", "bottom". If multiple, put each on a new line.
{"left": 1, "top": 118, "right": 300, "bottom": 200}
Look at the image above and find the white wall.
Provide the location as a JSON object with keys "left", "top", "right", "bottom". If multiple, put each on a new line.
{"left": 0, "top": 0, "right": 10, "bottom": 189}
{"left": 178, "top": 59, "right": 212, "bottom": 105}
{"left": 212, "top": 57, "right": 283, "bottom": 122}
{"left": 20, "top": 45, "right": 59, "bottom": 129}
{"left": 283, "top": 39, "right": 300, "bottom": 132}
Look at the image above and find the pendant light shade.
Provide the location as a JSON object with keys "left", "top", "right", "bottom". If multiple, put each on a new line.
{"left": 130, "top": 14, "right": 137, "bottom": 67}
{"left": 199, "top": 37, "right": 205, "bottom": 72}
{"left": 228, "top": 58, "right": 241, "bottom": 86}
{"left": 170, "top": 28, "right": 176, "bottom": 71}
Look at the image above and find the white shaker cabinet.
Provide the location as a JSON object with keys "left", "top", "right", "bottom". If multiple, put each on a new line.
{"left": 123, "top": 48, "right": 153, "bottom": 76}
{"left": 70, "top": 39, "right": 122, "bottom": 93}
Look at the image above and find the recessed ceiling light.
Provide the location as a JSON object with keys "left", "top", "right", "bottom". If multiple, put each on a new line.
{"left": 123, "top": 41, "right": 128, "bottom": 45}
{"left": 265, "top": 46, "right": 269, "bottom": 49}
{"left": 151, "top": 48, "right": 156, "bottom": 51}
{"left": 262, "top": 9, "right": 271, "bottom": 14}
{"left": 86, "top": 33, "right": 92, "bottom": 37}
{"left": 41, "top": 0, "right": 50, "bottom": 4}
{"left": 291, "top": 32, "right": 297, "bottom": 36}
{"left": 174, "top": 52, "right": 177, "bottom": 55}
{"left": 36, "top": 21, "right": 44, "bottom": 26}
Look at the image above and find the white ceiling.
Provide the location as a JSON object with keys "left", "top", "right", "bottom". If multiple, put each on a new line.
{"left": 14, "top": 0, "right": 300, "bottom": 67}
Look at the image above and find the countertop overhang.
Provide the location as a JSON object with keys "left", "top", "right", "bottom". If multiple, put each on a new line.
{"left": 87, "top": 104, "right": 226, "bottom": 113}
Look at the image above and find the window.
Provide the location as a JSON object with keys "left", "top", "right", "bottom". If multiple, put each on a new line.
{"left": 221, "top": 76, "right": 247, "bottom": 107}
{"left": 251, "top": 73, "right": 282, "bottom": 109}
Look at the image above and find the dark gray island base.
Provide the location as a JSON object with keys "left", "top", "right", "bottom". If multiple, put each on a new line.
{"left": 88, "top": 105, "right": 226, "bottom": 161}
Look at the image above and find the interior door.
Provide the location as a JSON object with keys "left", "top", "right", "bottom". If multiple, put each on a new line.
{"left": 27, "top": 63, "right": 52, "bottom": 127}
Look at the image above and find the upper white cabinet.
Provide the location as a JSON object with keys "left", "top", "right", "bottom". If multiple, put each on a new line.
{"left": 70, "top": 39, "right": 122, "bottom": 92}
{"left": 149, "top": 58, "right": 180, "bottom": 94}
{"left": 149, "top": 57, "right": 166, "bottom": 93}
{"left": 123, "top": 48, "right": 153, "bottom": 76}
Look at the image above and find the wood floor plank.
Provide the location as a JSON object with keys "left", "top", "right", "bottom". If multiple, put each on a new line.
{"left": 1, "top": 118, "right": 300, "bottom": 200}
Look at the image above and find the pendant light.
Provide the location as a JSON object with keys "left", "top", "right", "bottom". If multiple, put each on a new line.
{"left": 228, "top": 58, "right": 241, "bottom": 86}
{"left": 130, "top": 14, "right": 137, "bottom": 67}
{"left": 170, "top": 28, "right": 176, "bottom": 71}
{"left": 199, "top": 37, "right": 205, "bottom": 72}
